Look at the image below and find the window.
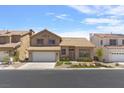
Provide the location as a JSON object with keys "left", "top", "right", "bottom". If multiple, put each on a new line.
{"left": 100, "top": 40, "right": 103, "bottom": 45}
{"left": 122, "top": 40, "right": 124, "bottom": 45}
{"left": 61, "top": 49, "right": 66, "bottom": 55}
{"left": 48, "top": 39, "right": 55, "bottom": 45}
{"left": 79, "top": 49, "right": 90, "bottom": 57}
{"left": 109, "top": 39, "right": 117, "bottom": 46}
{"left": 0, "top": 37, "right": 6, "bottom": 44}
{"left": 37, "top": 39, "right": 44, "bottom": 44}
{"left": 11, "top": 35, "right": 20, "bottom": 43}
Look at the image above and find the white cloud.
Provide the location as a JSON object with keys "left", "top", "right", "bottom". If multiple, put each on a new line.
{"left": 69, "top": 5, "right": 124, "bottom": 17}
{"left": 55, "top": 14, "right": 68, "bottom": 20}
{"left": 83, "top": 18, "right": 121, "bottom": 25}
{"left": 46, "top": 12, "right": 73, "bottom": 21}
{"left": 57, "top": 30, "right": 90, "bottom": 39}
{"left": 105, "top": 6, "right": 124, "bottom": 16}
{"left": 69, "top": 5, "right": 96, "bottom": 14}
{"left": 96, "top": 25, "right": 124, "bottom": 33}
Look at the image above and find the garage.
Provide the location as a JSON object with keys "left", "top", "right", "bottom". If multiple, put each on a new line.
{"left": 0, "top": 51, "right": 9, "bottom": 61}
{"left": 104, "top": 47, "right": 124, "bottom": 62}
{"left": 110, "top": 53, "right": 124, "bottom": 62}
{"left": 32, "top": 52, "right": 57, "bottom": 62}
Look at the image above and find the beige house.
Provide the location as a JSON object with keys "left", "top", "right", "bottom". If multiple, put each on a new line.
{"left": 28, "top": 29, "right": 95, "bottom": 62}
{"left": 0, "top": 30, "right": 34, "bottom": 61}
{"left": 90, "top": 33, "right": 124, "bottom": 62}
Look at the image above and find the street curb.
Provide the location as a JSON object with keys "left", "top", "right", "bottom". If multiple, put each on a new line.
{"left": 1, "top": 68, "right": 124, "bottom": 70}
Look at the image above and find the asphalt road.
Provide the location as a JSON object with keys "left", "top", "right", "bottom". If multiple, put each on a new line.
{"left": 0, "top": 70, "right": 124, "bottom": 88}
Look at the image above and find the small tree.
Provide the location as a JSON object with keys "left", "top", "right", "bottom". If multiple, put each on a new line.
{"left": 96, "top": 48, "right": 104, "bottom": 61}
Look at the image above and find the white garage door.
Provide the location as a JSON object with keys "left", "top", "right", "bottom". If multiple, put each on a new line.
{"left": 110, "top": 53, "right": 124, "bottom": 62}
{"left": 0, "top": 51, "right": 9, "bottom": 61}
{"left": 32, "top": 52, "right": 56, "bottom": 62}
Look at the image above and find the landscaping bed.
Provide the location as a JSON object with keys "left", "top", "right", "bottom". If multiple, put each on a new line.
{"left": 55, "top": 61, "right": 118, "bottom": 68}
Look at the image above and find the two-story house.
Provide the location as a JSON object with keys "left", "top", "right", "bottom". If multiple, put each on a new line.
{"left": 0, "top": 30, "right": 34, "bottom": 61}
{"left": 90, "top": 33, "right": 124, "bottom": 62}
{"left": 28, "top": 29, "right": 95, "bottom": 62}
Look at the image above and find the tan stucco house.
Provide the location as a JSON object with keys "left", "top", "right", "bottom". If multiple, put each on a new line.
{"left": 90, "top": 33, "right": 124, "bottom": 62}
{"left": 0, "top": 30, "right": 34, "bottom": 61}
{"left": 28, "top": 29, "right": 95, "bottom": 62}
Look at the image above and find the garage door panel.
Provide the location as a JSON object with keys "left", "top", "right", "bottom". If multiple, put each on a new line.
{"left": 32, "top": 52, "right": 56, "bottom": 62}
{"left": 110, "top": 53, "right": 124, "bottom": 62}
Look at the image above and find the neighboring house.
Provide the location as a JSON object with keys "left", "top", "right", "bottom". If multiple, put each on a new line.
{"left": 0, "top": 30, "right": 34, "bottom": 61}
{"left": 28, "top": 29, "right": 95, "bottom": 62}
{"left": 90, "top": 33, "right": 124, "bottom": 62}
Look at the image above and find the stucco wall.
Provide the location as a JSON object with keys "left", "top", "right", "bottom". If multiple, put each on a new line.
{"left": 30, "top": 31, "right": 61, "bottom": 46}
{"left": 60, "top": 46, "right": 94, "bottom": 60}
{"left": 18, "top": 34, "right": 30, "bottom": 61}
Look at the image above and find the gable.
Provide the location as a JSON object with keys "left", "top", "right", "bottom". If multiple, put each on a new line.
{"left": 30, "top": 29, "right": 61, "bottom": 46}
{"left": 31, "top": 29, "right": 61, "bottom": 39}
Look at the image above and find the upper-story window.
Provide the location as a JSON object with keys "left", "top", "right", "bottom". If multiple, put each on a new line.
{"left": 109, "top": 39, "right": 117, "bottom": 46}
{"left": 122, "top": 40, "right": 124, "bottom": 45}
{"left": 61, "top": 49, "right": 66, "bottom": 55}
{"left": 11, "top": 35, "right": 20, "bottom": 43}
{"left": 0, "top": 37, "right": 6, "bottom": 44}
{"left": 37, "top": 39, "right": 44, "bottom": 45}
{"left": 48, "top": 39, "right": 55, "bottom": 45}
{"left": 100, "top": 40, "right": 103, "bottom": 46}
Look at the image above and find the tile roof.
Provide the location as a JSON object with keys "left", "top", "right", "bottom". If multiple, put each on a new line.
{"left": 60, "top": 37, "right": 95, "bottom": 47}
{"left": 0, "top": 42, "right": 21, "bottom": 48}
{"left": 0, "top": 30, "right": 30, "bottom": 36}
{"left": 93, "top": 33, "right": 124, "bottom": 38}
{"left": 28, "top": 46, "right": 61, "bottom": 51}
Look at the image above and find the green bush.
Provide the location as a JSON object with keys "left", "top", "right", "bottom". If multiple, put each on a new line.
{"left": 60, "top": 57, "right": 70, "bottom": 61}
{"left": 2, "top": 56, "right": 9, "bottom": 64}
{"left": 77, "top": 57, "right": 92, "bottom": 62}
{"left": 56, "top": 61, "right": 72, "bottom": 66}
{"left": 63, "top": 61, "right": 72, "bottom": 65}
{"left": 13, "top": 51, "right": 19, "bottom": 62}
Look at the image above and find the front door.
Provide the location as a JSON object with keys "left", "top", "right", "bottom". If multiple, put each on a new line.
{"left": 69, "top": 48, "right": 75, "bottom": 60}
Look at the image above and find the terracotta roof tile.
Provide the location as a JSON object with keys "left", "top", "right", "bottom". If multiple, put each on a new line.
{"left": 0, "top": 30, "right": 29, "bottom": 36}
{"left": 0, "top": 42, "right": 21, "bottom": 48}
{"left": 94, "top": 33, "right": 124, "bottom": 38}
{"left": 60, "top": 37, "right": 95, "bottom": 47}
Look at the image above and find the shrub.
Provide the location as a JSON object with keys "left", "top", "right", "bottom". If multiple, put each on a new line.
{"left": 77, "top": 57, "right": 92, "bottom": 62}
{"left": 63, "top": 61, "right": 72, "bottom": 65}
{"left": 13, "top": 51, "right": 19, "bottom": 62}
{"left": 115, "top": 63, "right": 119, "bottom": 66}
{"left": 96, "top": 48, "right": 104, "bottom": 61}
{"left": 60, "top": 57, "right": 70, "bottom": 61}
{"left": 2, "top": 56, "right": 9, "bottom": 64}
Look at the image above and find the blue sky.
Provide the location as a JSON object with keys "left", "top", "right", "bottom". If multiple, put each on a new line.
{"left": 0, "top": 5, "right": 124, "bottom": 38}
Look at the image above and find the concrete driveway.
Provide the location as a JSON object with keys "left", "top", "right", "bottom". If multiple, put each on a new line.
{"left": 18, "top": 62, "right": 56, "bottom": 70}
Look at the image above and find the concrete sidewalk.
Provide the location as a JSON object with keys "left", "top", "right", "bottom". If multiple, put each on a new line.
{"left": 0, "top": 65, "right": 15, "bottom": 70}
{"left": 17, "top": 62, "right": 56, "bottom": 70}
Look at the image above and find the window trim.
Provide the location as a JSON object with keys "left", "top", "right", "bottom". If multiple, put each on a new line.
{"left": 122, "top": 40, "right": 124, "bottom": 45}
{"left": 79, "top": 49, "right": 90, "bottom": 57}
{"left": 48, "top": 39, "right": 55, "bottom": 45}
{"left": 37, "top": 39, "right": 44, "bottom": 45}
{"left": 100, "top": 40, "right": 103, "bottom": 46}
{"left": 109, "top": 39, "right": 117, "bottom": 46}
{"left": 61, "top": 49, "right": 66, "bottom": 55}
